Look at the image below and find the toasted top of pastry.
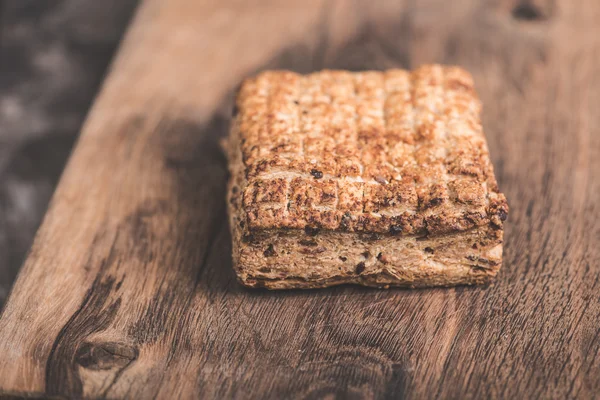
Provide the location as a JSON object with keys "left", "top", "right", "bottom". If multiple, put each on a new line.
{"left": 230, "top": 65, "right": 507, "bottom": 235}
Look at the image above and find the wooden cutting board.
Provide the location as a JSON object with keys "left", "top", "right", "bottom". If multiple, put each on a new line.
{"left": 0, "top": 0, "right": 598, "bottom": 398}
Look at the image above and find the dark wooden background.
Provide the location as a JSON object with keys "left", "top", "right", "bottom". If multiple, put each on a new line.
{"left": 0, "top": 0, "right": 599, "bottom": 399}
{"left": 0, "top": 0, "right": 139, "bottom": 306}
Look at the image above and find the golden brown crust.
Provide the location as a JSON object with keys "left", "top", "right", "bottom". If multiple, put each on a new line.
{"left": 229, "top": 65, "right": 508, "bottom": 237}
{"left": 226, "top": 66, "right": 507, "bottom": 289}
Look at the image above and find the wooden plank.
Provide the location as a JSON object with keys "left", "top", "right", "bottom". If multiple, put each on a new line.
{"left": 0, "top": 0, "right": 139, "bottom": 306}
{"left": 0, "top": 0, "right": 599, "bottom": 398}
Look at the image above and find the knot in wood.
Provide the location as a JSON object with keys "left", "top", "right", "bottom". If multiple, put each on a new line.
{"left": 512, "top": 1, "right": 547, "bottom": 21}
{"left": 75, "top": 342, "right": 138, "bottom": 371}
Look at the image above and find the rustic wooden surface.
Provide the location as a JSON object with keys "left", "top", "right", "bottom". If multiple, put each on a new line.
{"left": 0, "top": 0, "right": 139, "bottom": 307}
{"left": 0, "top": 0, "right": 599, "bottom": 398}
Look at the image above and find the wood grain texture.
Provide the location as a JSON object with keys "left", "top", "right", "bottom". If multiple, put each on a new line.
{"left": 0, "top": 0, "right": 599, "bottom": 398}
{"left": 0, "top": 0, "right": 139, "bottom": 306}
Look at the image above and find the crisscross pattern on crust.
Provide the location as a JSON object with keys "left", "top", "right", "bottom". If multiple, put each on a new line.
{"left": 231, "top": 65, "right": 507, "bottom": 235}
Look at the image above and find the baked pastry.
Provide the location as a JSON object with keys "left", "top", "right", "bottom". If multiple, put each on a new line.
{"left": 225, "top": 65, "right": 508, "bottom": 289}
